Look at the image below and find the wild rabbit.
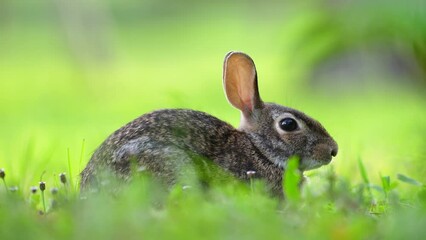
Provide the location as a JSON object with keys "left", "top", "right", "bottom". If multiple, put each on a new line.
{"left": 80, "top": 52, "right": 338, "bottom": 197}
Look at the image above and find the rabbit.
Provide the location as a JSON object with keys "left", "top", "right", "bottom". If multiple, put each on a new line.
{"left": 80, "top": 51, "right": 338, "bottom": 197}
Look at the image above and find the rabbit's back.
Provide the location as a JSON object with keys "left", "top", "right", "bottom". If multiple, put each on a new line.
{"left": 106, "top": 109, "right": 236, "bottom": 157}
{"left": 80, "top": 109, "right": 259, "bottom": 189}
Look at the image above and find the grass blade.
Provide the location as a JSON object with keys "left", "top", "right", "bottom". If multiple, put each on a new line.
{"left": 380, "top": 174, "right": 391, "bottom": 198}
{"left": 358, "top": 158, "right": 373, "bottom": 201}
{"left": 397, "top": 174, "right": 423, "bottom": 186}
{"left": 283, "top": 156, "right": 301, "bottom": 202}
{"left": 358, "top": 158, "right": 370, "bottom": 185}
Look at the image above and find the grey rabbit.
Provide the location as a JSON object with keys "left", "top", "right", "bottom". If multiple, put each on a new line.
{"left": 80, "top": 52, "right": 338, "bottom": 197}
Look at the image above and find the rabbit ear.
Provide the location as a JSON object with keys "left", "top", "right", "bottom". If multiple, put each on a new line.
{"left": 223, "top": 52, "right": 263, "bottom": 117}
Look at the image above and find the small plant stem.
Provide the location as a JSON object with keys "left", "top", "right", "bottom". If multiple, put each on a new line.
{"left": 79, "top": 139, "right": 85, "bottom": 176}
{"left": 41, "top": 191, "right": 46, "bottom": 213}
{"left": 2, "top": 179, "right": 8, "bottom": 193}
{"left": 39, "top": 181, "right": 47, "bottom": 214}
{"left": 246, "top": 171, "right": 256, "bottom": 195}
{"left": 67, "top": 148, "right": 74, "bottom": 190}
{"left": 77, "top": 139, "right": 86, "bottom": 190}
{"left": 60, "top": 173, "right": 69, "bottom": 198}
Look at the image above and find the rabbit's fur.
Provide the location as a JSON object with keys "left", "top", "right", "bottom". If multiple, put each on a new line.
{"left": 80, "top": 52, "right": 338, "bottom": 197}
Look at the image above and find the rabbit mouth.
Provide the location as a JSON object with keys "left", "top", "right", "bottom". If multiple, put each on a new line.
{"left": 299, "top": 158, "right": 332, "bottom": 171}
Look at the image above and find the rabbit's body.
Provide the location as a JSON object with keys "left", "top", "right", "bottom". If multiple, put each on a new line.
{"left": 81, "top": 108, "right": 284, "bottom": 195}
{"left": 80, "top": 52, "right": 338, "bottom": 197}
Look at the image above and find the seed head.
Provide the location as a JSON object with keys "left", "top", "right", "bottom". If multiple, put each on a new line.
{"left": 39, "top": 182, "right": 46, "bottom": 191}
{"left": 246, "top": 170, "right": 256, "bottom": 179}
{"left": 0, "top": 168, "right": 5, "bottom": 179}
{"left": 50, "top": 187, "right": 58, "bottom": 195}
{"left": 30, "top": 186, "right": 38, "bottom": 194}
{"left": 59, "top": 173, "right": 67, "bottom": 184}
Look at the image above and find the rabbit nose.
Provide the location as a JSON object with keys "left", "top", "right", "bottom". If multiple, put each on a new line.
{"left": 330, "top": 143, "right": 338, "bottom": 157}
{"left": 331, "top": 148, "right": 338, "bottom": 157}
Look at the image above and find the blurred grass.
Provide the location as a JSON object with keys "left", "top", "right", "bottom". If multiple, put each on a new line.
{"left": 0, "top": 0, "right": 425, "bottom": 238}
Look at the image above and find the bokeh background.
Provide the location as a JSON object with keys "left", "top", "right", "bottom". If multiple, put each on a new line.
{"left": 0, "top": 0, "right": 425, "bottom": 190}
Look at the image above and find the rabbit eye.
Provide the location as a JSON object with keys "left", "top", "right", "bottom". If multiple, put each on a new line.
{"left": 279, "top": 118, "right": 298, "bottom": 132}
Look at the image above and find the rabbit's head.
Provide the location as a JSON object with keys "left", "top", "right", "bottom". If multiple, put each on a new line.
{"left": 223, "top": 52, "right": 338, "bottom": 171}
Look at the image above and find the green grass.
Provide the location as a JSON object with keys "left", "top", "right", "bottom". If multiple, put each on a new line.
{"left": 1, "top": 1, "right": 426, "bottom": 239}
{"left": 1, "top": 159, "right": 426, "bottom": 239}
